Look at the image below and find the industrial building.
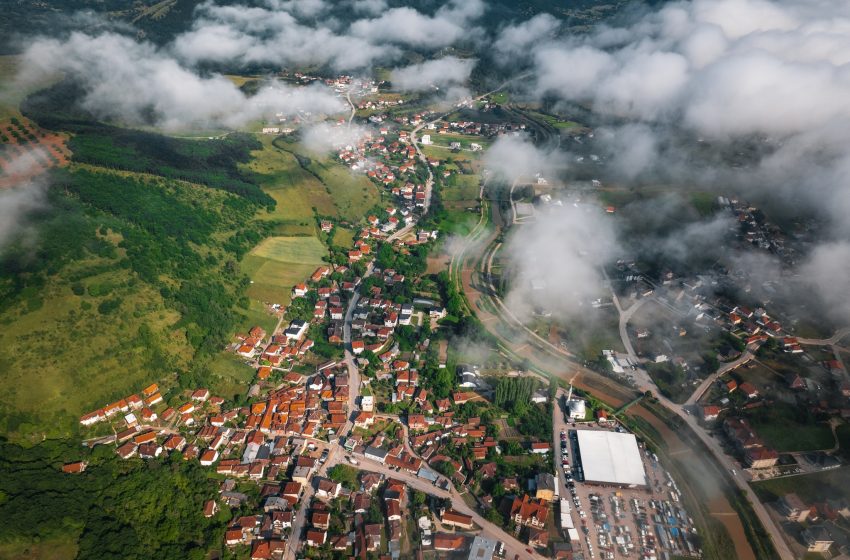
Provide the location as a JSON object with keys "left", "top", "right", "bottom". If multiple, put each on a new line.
{"left": 575, "top": 430, "right": 647, "bottom": 488}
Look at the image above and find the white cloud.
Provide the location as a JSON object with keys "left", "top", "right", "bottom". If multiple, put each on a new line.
{"left": 391, "top": 57, "right": 475, "bottom": 92}
{"left": 483, "top": 134, "right": 564, "bottom": 184}
{"left": 349, "top": 0, "right": 485, "bottom": 48}
{"left": 19, "top": 32, "right": 345, "bottom": 131}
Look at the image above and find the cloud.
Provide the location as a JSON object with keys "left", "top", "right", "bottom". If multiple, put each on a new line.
{"left": 529, "top": 0, "right": 850, "bottom": 136}
{"left": 349, "top": 0, "right": 485, "bottom": 48}
{"left": 494, "top": 13, "right": 561, "bottom": 61}
{"left": 502, "top": 203, "right": 619, "bottom": 321}
{"left": 483, "top": 134, "right": 564, "bottom": 184}
{"left": 173, "top": 3, "right": 394, "bottom": 70}
{"left": 18, "top": 32, "right": 345, "bottom": 131}
{"left": 390, "top": 57, "right": 475, "bottom": 92}
{"left": 0, "top": 177, "right": 48, "bottom": 249}
{"left": 799, "top": 241, "right": 850, "bottom": 323}
{"left": 300, "top": 122, "right": 373, "bottom": 154}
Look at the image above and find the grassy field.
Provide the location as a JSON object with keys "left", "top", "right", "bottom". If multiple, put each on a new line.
{"left": 0, "top": 534, "right": 79, "bottom": 560}
{"left": 245, "top": 135, "right": 382, "bottom": 232}
{"left": 242, "top": 236, "right": 327, "bottom": 306}
{"left": 205, "top": 351, "right": 257, "bottom": 402}
{"left": 443, "top": 174, "right": 480, "bottom": 202}
{"left": 332, "top": 226, "right": 356, "bottom": 249}
{"left": 752, "top": 467, "right": 850, "bottom": 504}
{"left": 0, "top": 254, "right": 192, "bottom": 443}
{"left": 747, "top": 403, "right": 835, "bottom": 452}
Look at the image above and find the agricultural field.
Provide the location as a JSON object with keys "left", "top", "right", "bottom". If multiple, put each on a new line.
{"left": 746, "top": 402, "right": 835, "bottom": 452}
{"left": 246, "top": 135, "right": 382, "bottom": 234}
{"left": 332, "top": 226, "right": 356, "bottom": 249}
{"left": 443, "top": 173, "right": 480, "bottom": 202}
{"left": 0, "top": 117, "right": 70, "bottom": 187}
{"left": 242, "top": 236, "right": 327, "bottom": 307}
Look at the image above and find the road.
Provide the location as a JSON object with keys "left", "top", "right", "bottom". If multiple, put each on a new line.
{"left": 285, "top": 144, "right": 429, "bottom": 559}
{"left": 796, "top": 327, "right": 850, "bottom": 346}
{"left": 342, "top": 451, "right": 547, "bottom": 560}
{"left": 685, "top": 351, "right": 754, "bottom": 406}
{"left": 460, "top": 203, "right": 797, "bottom": 559}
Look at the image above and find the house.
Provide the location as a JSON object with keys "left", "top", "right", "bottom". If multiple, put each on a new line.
{"left": 535, "top": 473, "right": 556, "bottom": 502}
{"left": 352, "top": 341, "right": 365, "bottom": 355}
{"left": 116, "top": 442, "right": 137, "bottom": 459}
{"left": 530, "top": 442, "right": 550, "bottom": 454}
{"left": 360, "top": 395, "right": 374, "bottom": 412}
{"left": 200, "top": 449, "right": 219, "bottom": 466}
{"left": 739, "top": 382, "right": 759, "bottom": 399}
{"left": 781, "top": 493, "right": 811, "bottom": 522}
{"left": 433, "top": 533, "right": 466, "bottom": 552}
{"left": 225, "top": 528, "right": 244, "bottom": 546}
{"left": 316, "top": 478, "right": 341, "bottom": 499}
{"left": 702, "top": 405, "right": 721, "bottom": 422}
{"left": 284, "top": 320, "right": 308, "bottom": 341}
{"left": 293, "top": 283, "right": 309, "bottom": 298}
{"left": 528, "top": 527, "right": 549, "bottom": 549}
{"left": 365, "top": 446, "right": 388, "bottom": 463}
{"left": 312, "top": 511, "right": 330, "bottom": 530}
{"left": 441, "top": 509, "right": 474, "bottom": 530}
{"left": 802, "top": 525, "right": 833, "bottom": 553}
{"left": 354, "top": 411, "right": 375, "bottom": 428}
{"left": 203, "top": 499, "right": 218, "bottom": 518}
{"left": 61, "top": 461, "right": 87, "bottom": 474}
{"left": 191, "top": 388, "right": 210, "bottom": 401}
{"left": 407, "top": 414, "right": 427, "bottom": 431}
{"left": 452, "top": 391, "right": 476, "bottom": 405}
{"left": 306, "top": 529, "right": 327, "bottom": 547}
{"left": 510, "top": 495, "right": 549, "bottom": 529}
{"left": 745, "top": 447, "right": 779, "bottom": 469}
{"left": 250, "top": 540, "right": 271, "bottom": 560}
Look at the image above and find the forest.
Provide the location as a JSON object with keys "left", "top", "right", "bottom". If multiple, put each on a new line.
{"left": 0, "top": 438, "right": 230, "bottom": 560}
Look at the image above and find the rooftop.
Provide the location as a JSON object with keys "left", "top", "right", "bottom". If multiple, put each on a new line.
{"left": 576, "top": 430, "right": 647, "bottom": 487}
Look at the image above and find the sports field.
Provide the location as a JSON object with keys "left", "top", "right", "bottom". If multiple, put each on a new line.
{"left": 242, "top": 236, "right": 327, "bottom": 306}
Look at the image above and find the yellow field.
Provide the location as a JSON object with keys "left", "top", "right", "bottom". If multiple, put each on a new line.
{"left": 242, "top": 236, "right": 327, "bottom": 306}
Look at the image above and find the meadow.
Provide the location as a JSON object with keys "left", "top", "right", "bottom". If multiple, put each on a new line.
{"left": 242, "top": 236, "right": 327, "bottom": 306}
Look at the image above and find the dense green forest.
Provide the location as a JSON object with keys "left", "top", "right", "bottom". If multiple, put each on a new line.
{"left": 0, "top": 439, "right": 229, "bottom": 560}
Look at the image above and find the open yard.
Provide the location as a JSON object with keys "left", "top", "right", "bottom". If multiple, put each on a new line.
{"left": 747, "top": 403, "right": 835, "bottom": 452}
{"left": 752, "top": 467, "right": 850, "bottom": 504}
{"left": 242, "top": 236, "right": 327, "bottom": 307}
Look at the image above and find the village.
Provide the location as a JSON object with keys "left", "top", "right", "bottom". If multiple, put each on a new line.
{"left": 65, "top": 81, "right": 714, "bottom": 560}
{"left": 68, "top": 69, "right": 850, "bottom": 560}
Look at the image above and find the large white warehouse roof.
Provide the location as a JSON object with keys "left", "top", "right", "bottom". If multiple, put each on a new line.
{"left": 576, "top": 430, "right": 647, "bottom": 487}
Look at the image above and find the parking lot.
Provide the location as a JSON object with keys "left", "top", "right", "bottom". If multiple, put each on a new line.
{"left": 554, "top": 408, "right": 702, "bottom": 559}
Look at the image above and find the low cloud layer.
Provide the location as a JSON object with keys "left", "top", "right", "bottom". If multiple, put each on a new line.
{"left": 502, "top": 204, "right": 618, "bottom": 321}
{"left": 483, "top": 135, "right": 564, "bottom": 184}
{"left": 0, "top": 177, "right": 48, "bottom": 249}
{"left": 391, "top": 57, "right": 475, "bottom": 92}
{"left": 174, "top": 0, "right": 485, "bottom": 71}
{"left": 18, "top": 32, "right": 345, "bottom": 131}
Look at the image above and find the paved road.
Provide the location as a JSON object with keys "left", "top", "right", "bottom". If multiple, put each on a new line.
{"left": 685, "top": 351, "right": 754, "bottom": 406}
{"left": 797, "top": 327, "right": 850, "bottom": 346}
{"left": 344, "top": 452, "right": 546, "bottom": 560}
{"left": 464, "top": 212, "right": 797, "bottom": 560}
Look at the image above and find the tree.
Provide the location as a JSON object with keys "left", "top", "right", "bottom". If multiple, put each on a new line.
{"left": 327, "top": 464, "right": 359, "bottom": 491}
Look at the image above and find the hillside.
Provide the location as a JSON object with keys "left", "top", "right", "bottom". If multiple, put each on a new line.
{"left": 0, "top": 83, "right": 277, "bottom": 443}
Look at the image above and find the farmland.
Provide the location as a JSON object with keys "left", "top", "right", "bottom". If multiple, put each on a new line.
{"left": 245, "top": 134, "right": 382, "bottom": 234}
{"left": 242, "top": 236, "right": 327, "bottom": 306}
